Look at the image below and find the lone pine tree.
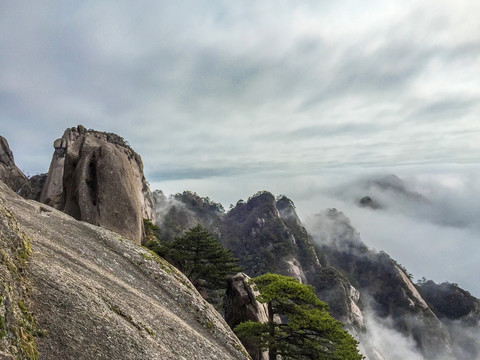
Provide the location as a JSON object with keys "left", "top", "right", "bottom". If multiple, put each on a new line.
{"left": 149, "top": 224, "right": 241, "bottom": 290}
{"left": 234, "top": 273, "right": 363, "bottom": 360}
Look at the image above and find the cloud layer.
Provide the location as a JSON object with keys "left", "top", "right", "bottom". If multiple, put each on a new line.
{"left": 295, "top": 167, "right": 480, "bottom": 298}
{"left": 1, "top": 0, "right": 479, "bottom": 181}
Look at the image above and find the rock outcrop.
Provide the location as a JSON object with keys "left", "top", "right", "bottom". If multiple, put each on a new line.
{"left": 0, "top": 180, "right": 250, "bottom": 360}
{"left": 224, "top": 273, "right": 269, "bottom": 328}
{"left": 40, "top": 126, "right": 155, "bottom": 243}
{"left": 0, "top": 136, "right": 27, "bottom": 192}
{"left": 224, "top": 273, "right": 268, "bottom": 360}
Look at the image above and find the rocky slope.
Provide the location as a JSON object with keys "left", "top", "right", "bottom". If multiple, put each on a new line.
{"left": 40, "top": 125, "right": 155, "bottom": 243}
{"left": 0, "top": 180, "right": 249, "bottom": 360}
{"left": 5, "top": 126, "right": 473, "bottom": 359}
{"left": 0, "top": 183, "right": 38, "bottom": 359}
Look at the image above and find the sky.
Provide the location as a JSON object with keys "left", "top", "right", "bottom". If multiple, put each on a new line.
{"left": 1, "top": 1, "right": 479, "bottom": 295}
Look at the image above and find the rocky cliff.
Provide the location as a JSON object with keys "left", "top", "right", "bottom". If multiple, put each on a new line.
{"left": 0, "top": 136, "right": 28, "bottom": 193}
{"left": 40, "top": 126, "right": 154, "bottom": 243}
{"left": 0, "top": 180, "right": 249, "bottom": 360}
{"left": 151, "top": 191, "right": 320, "bottom": 284}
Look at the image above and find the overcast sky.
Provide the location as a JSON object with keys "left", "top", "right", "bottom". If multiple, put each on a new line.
{"left": 1, "top": 1, "right": 479, "bottom": 295}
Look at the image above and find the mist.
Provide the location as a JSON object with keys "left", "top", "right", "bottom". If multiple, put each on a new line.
{"left": 150, "top": 164, "right": 480, "bottom": 298}
{"left": 360, "top": 311, "right": 425, "bottom": 360}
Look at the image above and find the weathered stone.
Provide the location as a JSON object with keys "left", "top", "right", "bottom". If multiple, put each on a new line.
{"left": 225, "top": 273, "right": 269, "bottom": 327}
{"left": 18, "top": 173, "right": 47, "bottom": 201}
{"left": 0, "top": 136, "right": 27, "bottom": 192}
{"left": 224, "top": 273, "right": 268, "bottom": 360}
{"left": 0, "top": 180, "right": 250, "bottom": 360}
{"left": 40, "top": 126, "right": 155, "bottom": 243}
{"left": 0, "top": 183, "right": 38, "bottom": 359}
{"left": 0, "top": 352, "right": 15, "bottom": 360}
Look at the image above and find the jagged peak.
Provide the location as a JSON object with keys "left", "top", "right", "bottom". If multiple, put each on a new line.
{"left": 172, "top": 190, "right": 225, "bottom": 213}
{"left": 248, "top": 190, "right": 275, "bottom": 203}
{"left": 275, "top": 194, "right": 295, "bottom": 209}
{"left": 55, "top": 125, "right": 143, "bottom": 170}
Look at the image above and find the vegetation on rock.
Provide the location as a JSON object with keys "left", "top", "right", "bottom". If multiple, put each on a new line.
{"left": 0, "top": 195, "right": 39, "bottom": 360}
{"left": 147, "top": 224, "right": 241, "bottom": 291}
{"left": 234, "top": 273, "right": 363, "bottom": 360}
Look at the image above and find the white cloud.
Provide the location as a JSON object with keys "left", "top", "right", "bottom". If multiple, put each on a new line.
{"left": 1, "top": 0, "right": 478, "bottom": 177}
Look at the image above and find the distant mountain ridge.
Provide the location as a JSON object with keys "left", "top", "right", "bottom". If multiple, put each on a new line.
{"left": 152, "top": 188, "right": 480, "bottom": 360}
{"left": 1, "top": 126, "right": 479, "bottom": 359}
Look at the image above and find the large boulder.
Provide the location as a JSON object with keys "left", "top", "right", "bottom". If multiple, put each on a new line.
{"left": 0, "top": 136, "right": 27, "bottom": 192}
{"left": 40, "top": 126, "right": 154, "bottom": 243}
{"left": 0, "top": 180, "right": 250, "bottom": 360}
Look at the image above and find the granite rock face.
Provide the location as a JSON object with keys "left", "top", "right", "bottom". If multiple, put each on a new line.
{"left": 40, "top": 126, "right": 154, "bottom": 243}
{"left": 224, "top": 273, "right": 269, "bottom": 328}
{"left": 0, "top": 185, "right": 38, "bottom": 359}
{"left": 0, "top": 136, "right": 27, "bottom": 192}
{"left": 0, "top": 180, "right": 250, "bottom": 360}
{"left": 224, "top": 273, "right": 268, "bottom": 360}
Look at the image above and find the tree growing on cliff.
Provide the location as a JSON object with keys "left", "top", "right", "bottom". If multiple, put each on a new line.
{"left": 234, "top": 273, "right": 363, "bottom": 360}
{"left": 149, "top": 224, "right": 241, "bottom": 290}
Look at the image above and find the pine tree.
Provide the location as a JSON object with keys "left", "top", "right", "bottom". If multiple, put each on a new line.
{"left": 234, "top": 273, "right": 364, "bottom": 360}
{"left": 155, "top": 224, "right": 241, "bottom": 290}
